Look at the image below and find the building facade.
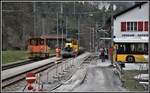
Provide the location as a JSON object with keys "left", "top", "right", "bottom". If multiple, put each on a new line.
{"left": 113, "top": 2, "right": 149, "bottom": 43}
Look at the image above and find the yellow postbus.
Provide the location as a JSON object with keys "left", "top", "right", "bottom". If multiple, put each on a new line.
{"left": 113, "top": 42, "right": 148, "bottom": 63}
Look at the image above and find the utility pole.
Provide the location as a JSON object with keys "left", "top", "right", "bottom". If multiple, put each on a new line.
{"left": 90, "top": 26, "right": 91, "bottom": 52}
{"left": 33, "top": 2, "right": 36, "bottom": 36}
{"left": 42, "top": 15, "right": 45, "bottom": 35}
{"left": 66, "top": 16, "right": 68, "bottom": 38}
{"left": 56, "top": 12, "right": 59, "bottom": 47}
{"left": 103, "top": 11, "right": 106, "bottom": 27}
{"left": 41, "top": 2, "right": 46, "bottom": 36}
{"left": 95, "top": 22, "right": 98, "bottom": 52}
{"left": 77, "top": 15, "right": 80, "bottom": 46}
{"left": 92, "top": 27, "right": 95, "bottom": 52}
{"left": 74, "top": 1, "right": 76, "bottom": 16}
{"left": 110, "top": 4, "right": 114, "bottom": 65}
{"left": 61, "top": 2, "right": 63, "bottom": 49}
{"left": 61, "top": 19, "right": 63, "bottom": 49}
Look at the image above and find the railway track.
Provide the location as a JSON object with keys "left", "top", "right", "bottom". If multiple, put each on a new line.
{"left": 2, "top": 57, "right": 62, "bottom": 88}
{"left": 50, "top": 56, "right": 91, "bottom": 92}
{"left": 51, "top": 54, "right": 95, "bottom": 92}
{"left": 2, "top": 54, "right": 56, "bottom": 70}
{"left": 2, "top": 52, "right": 91, "bottom": 91}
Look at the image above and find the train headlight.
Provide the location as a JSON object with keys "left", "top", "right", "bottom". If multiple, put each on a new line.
{"left": 75, "top": 49, "right": 78, "bottom": 52}
{"left": 40, "top": 47, "right": 45, "bottom": 52}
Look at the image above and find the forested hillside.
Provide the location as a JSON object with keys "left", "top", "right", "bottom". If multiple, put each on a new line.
{"left": 2, "top": 2, "right": 134, "bottom": 50}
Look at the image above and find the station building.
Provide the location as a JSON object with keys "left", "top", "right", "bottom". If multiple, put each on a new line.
{"left": 113, "top": 2, "right": 149, "bottom": 63}
{"left": 113, "top": 2, "right": 149, "bottom": 42}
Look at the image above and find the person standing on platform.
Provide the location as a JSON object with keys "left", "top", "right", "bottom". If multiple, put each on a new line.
{"left": 99, "top": 47, "right": 105, "bottom": 62}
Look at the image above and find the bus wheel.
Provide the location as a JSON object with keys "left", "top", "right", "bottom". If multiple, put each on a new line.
{"left": 126, "top": 56, "right": 135, "bottom": 63}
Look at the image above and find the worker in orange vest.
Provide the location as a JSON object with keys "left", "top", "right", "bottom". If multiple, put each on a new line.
{"left": 56, "top": 47, "right": 61, "bottom": 57}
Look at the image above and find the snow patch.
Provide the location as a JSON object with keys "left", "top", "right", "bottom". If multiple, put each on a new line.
{"left": 96, "top": 59, "right": 111, "bottom": 67}
{"left": 134, "top": 74, "right": 149, "bottom": 80}
{"left": 123, "top": 63, "right": 148, "bottom": 70}
{"left": 53, "top": 68, "right": 87, "bottom": 92}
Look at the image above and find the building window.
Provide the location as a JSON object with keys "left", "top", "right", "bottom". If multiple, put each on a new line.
{"left": 121, "top": 21, "right": 146, "bottom": 32}
{"left": 130, "top": 22, "right": 134, "bottom": 31}
{"left": 121, "top": 22, "right": 126, "bottom": 32}
{"left": 144, "top": 21, "right": 148, "bottom": 31}
{"left": 127, "top": 22, "right": 131, "bottom": 31}
{"left": 138, "top": 21, "right": 143, "bottom": 31}
{"left": 127, "top": 22, "right": 137, "bottom": 31}
{"left": 134, "top": 22, "right": 137, "bottom": 31}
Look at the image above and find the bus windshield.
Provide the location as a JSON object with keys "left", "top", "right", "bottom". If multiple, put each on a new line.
{"left": 116, "top": 43, "right": 148, "bottom": 54}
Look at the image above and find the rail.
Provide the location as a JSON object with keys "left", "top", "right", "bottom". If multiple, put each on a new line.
{"left": 2, "top": 57, "right": 61, "bottom": 88}
{"left": 2, "top": 54, "right": 56, "bottom": 70}
{"left": 2, "top": 52, "right": 90, "bottom": 91}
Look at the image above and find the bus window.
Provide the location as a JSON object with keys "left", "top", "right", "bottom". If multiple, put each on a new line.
{"left": 130, "top": 44, "right": 135, "bottom": 52}
{"left": 117, "top": 43, "right": 148, "bottom": 54}
{"left": 136, "top": 43, "right": 148, "bottom": 54}
{"left": 144, "top": 43, "right": 148, "bottom": 53}
{"left": 117, "top": 44, "right": 126, "bottom": 53}
{"left": 137, "top": 44, "right": 143, "bottom": 52}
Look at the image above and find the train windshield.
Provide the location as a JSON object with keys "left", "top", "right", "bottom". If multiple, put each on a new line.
{"left": 29, "top": 38, "right": 44, "bottom": 45}
{"left": 65, "top": 38, "right": 72, "bottom": 43}
{"left": 64, "top": 46, "right": 73, "bottom": 52}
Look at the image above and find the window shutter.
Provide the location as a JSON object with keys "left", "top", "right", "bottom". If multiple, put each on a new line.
{"left": 144, "top": 21, "right": 148, "bottom": 31}
{"left": 121, "top": 22, "right": 126, "bottom": 32}
{"left": 138, "top": 21, "right": 143, "bottom": 31}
